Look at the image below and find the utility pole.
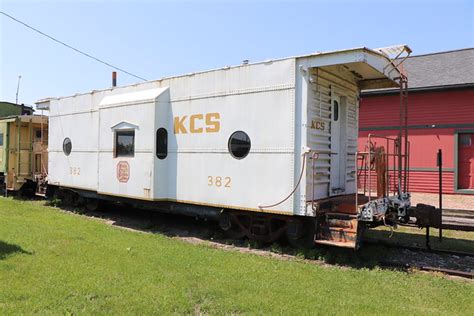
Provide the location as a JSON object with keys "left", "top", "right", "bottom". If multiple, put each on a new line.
{"left": 15, "top": 75, "right": 22, "bottom": 104}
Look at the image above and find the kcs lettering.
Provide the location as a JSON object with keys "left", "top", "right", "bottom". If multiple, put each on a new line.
{"left": 174, "top": 112, "right": 220, "bottom": 134}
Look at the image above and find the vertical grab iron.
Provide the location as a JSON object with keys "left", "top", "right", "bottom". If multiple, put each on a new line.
{"left": 437, "top": 149, "right": 443, "bottom": 242}
{"left": 398, "top": 74, "right": 409, "bottom": 195}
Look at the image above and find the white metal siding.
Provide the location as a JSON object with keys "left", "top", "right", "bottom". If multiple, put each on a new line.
{"left": 47, "top": 94, "right": 102, "bottom": 190}
{"left": 152, "top": 59, "right": 297, "bottom": 214}
{"left": 44, "top": 48, "right": 398, "bottom": 218}
{"left": 48, "top": 59, "right": 297, "bottom": 214}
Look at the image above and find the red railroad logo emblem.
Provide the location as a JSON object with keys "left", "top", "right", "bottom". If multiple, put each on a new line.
{"left": 117, "top": 161, "right": 130, "bottom": 183}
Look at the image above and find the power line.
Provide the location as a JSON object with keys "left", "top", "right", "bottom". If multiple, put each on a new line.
{"left": 0, "top": 10, "right": 148, "bottom": 81}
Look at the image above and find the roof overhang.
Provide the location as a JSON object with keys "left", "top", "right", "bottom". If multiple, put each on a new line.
{"left": 0, "top": 117, "right": 17, "bottom": 123}
{"left": 297, "top": 46, "right": 410, "bottom": 89}
{"left": 36, "top": 98, "right": 53, "bottom": 111}
{"left": 0, "top": 115, "right": 48, "bottom": 124}
{"left": 99, "top": 87, "right": 169, "bottom": 108}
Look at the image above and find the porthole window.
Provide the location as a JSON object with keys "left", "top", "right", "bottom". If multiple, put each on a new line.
{"left": 228, "top": 131, "right": 251, "bottom": 159}
{"left": 63, "top": 137, "right": 72, "bottom": 156}
{"left": 156, "top": 128, "right": 168, "bottom": 159}
{"left": 333, "top": 100, "right": 339, "bottom": 122}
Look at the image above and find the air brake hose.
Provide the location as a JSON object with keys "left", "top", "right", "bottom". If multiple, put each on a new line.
{"left": 258, "top": 151, "right": 310, "bottom": 209}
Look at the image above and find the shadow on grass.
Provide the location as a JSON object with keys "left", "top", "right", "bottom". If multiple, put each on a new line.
{"left": 0, "top": 241, "right": 32, "bottom": 260}
{"left": 51, "top": 201, "right": 473, "bottom": 272}
{"left": 50, "top": 203, "right": 386, "bottom": 269}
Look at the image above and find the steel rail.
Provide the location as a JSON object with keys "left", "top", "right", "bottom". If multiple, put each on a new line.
{"left": 363, "top": 238, "right": 474, "bottom": 258}
{"left": 378, "top": 261, "right": 473, "bottom": 279}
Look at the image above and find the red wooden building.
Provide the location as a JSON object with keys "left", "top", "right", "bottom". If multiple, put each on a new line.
{"left": 359, "top": 48, "right": 474, "bottom": 195}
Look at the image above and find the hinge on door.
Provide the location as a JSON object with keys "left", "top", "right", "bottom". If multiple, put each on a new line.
{"left": 300, "top": 194, "right": 307, "bottom": 215}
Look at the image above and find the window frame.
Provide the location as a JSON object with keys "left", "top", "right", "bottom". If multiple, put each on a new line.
{"left": 114, "top": 129, "right": 135, "bottom": 158}
{"left": 228, "top": 130, "right": 251, "bottom": 160}
{"left": 333, "top": 100, "right": 339, "bottom": 122}
{"left": 35, "top": 129, "right": 42, "bottom": 141}
{"left": 156, "top": 128, "right": 168, "bottom": 160}
{"left": 62, "top": 137, "right": 72, "bottom": 156}
{"left": 460, "top": 133, "right": 472, "bottom": 147}
{"left": 454, "top": 130, "right": 474, "bottom": 194}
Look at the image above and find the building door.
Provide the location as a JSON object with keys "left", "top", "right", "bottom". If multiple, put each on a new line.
{"left": 0, "top": 126, "right": 5, "bottom": 174}
{"left": 330, "top": 94, "right": 347, "bottom": 195}
{"left": 458, "top": 133, "right": 474, "bottom": 190}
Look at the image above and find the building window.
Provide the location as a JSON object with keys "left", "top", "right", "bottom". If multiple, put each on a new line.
{"left": 333, "top": 100, "right": 339, "bottom": 121}
{"left": 63, "top": 137, "right": 72, "bottom": 156}
{"left": 228, "top": 131, "right": 251, "bottom": 159}
{"left": 0, "top": 133, "right": 3, "bottom": 146}
{"left": 460, "top": 134, "right": 472, "bottom": 147}
{"left": 156, "top": 128, "right": 168, "bottom": 159}
{"left": 115, "top": 130, "right": 135, "bottom": 157}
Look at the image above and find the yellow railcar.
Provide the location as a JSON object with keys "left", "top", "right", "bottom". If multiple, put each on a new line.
{"left": 0, "top": 115, "right": 48, "bottom": 195}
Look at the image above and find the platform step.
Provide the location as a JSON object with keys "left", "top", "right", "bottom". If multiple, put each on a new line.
{"left": 315, "top": 215, "right": 359, "bottom": 249}
{"left": 314, "top": 239, "right": 356, "bottom": 248}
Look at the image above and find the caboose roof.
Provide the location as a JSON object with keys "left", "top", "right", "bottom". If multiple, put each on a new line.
{"left": 36, "top": 45, "right": 409, "bottom": 107}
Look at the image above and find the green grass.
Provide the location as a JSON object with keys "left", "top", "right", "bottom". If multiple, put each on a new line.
{"left": 1, "top": 198, "right": 473, "bottom": 315}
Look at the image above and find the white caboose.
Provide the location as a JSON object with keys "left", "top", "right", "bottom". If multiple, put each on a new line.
{"left": 37, "top": 46, "right": 409, "bottom": 248}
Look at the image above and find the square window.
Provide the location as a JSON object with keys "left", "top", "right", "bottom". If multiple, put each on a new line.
{"left": 460, "top": 134, "right": 472, "bottom": 147}
{"left": 115, "top": 130, "right": 135, "bottom": 157}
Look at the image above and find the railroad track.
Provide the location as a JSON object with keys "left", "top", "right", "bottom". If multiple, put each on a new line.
{"left": 378, "top": 261, "right": 473, "bottom": 279}
{"left": 364, "top": 238, "right": 474, "bottom": 257}
{"left": 398, "top": 208, "right": 474, "bottom": 231}
{"left": 440, "top": 208, "right": 474, "bottom": 231}
{"left": 443, "top": 208, "right": 474, "bottom": 219}
{"left": 364, "top": 238, "right": 474, "bottom": 279}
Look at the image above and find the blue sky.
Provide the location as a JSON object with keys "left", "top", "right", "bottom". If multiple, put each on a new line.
{"left": 1, "top": 0, "right": 473, "bottom": 107}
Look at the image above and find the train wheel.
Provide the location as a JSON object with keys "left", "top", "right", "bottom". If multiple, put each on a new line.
{"left": 219, "top": 213, "right": 246, "bottom": 239}
{"left": 224, "top": 225, "right": 246, "bottom": 239}
{"left": 57, "top": 189, "right": 79, "bottom": 207}
{"left": 286, "top": 218, "right": 316, "bottom": 249}
{"left": 63, "top": 191, "right": 75, "bottom": 206}
{"left": 18, "top": 181, "right": 36, "bottom": 198}
{"left": 85, "top": 198, "right": 99, "bottom": 212}
{"left": 355, "top": 222, "right": 366, "bottom": 251}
